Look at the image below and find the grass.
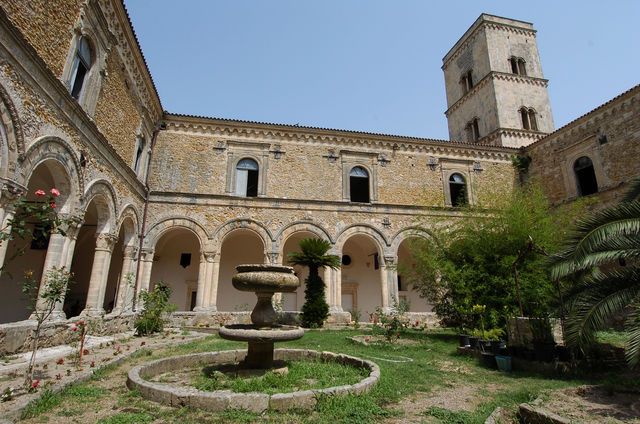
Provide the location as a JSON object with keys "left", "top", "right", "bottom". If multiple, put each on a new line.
{"left": 18, "top": 329, "right": 639, "bottom": 423}
{"left": 595, "top": 330, "right": 629, "bottom": 348}
{"left": 193, "top": 359, "right": 368, "bottom": 394}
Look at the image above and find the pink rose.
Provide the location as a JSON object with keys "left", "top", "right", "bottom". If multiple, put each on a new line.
{"left": 35, "top": 189, "right": 45, "bottom": 196}
{"left": 50, "top": 188, "right": 60, "bottom": 196}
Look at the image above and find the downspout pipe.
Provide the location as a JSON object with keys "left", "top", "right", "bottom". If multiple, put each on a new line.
{"left": 133, "top": 121, "right": 165, "bottom": 310}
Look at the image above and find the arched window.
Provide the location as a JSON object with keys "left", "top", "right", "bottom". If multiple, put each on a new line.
{"left": 574, "top": 156, "right": 598, "bottom": 196}
{"left": 465, "top": 118, "right": 480, "bottom": 142}
{"left": 449, "top": 173, "right": 467, "bottom": 207}
{"left": 520, "top": 107, "right": 538, "bottom": 131}
{"left": 509, "top": 57, "right": 527, "bottom": 76}
{"left": 69, "top": 37, "right": 92, "bottom": 100}
{"left": 236, "top": 158, "right": 259, "bottom": 197}
{"left": 133, "top": 137, "right": 144, "bottom": 174}
{"left": 349, "top": 166, "right": 370, "bottom": 203}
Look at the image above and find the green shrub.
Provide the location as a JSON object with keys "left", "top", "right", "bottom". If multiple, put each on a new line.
{"left": 134, "top": 283, "right": 176, "bottom": 336}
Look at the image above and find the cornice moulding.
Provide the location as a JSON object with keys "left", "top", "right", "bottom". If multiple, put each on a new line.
{"left": 161, "top": 119, "right": 516, "bottom": 161}
{"left": 445, "top": 72, "right": 548, "bottom": 117}
{"left": 443, "top": 19, "right": 536, "bottom": 69}
{"left": 101, "top": 0, "right": 163, "bottom": 121}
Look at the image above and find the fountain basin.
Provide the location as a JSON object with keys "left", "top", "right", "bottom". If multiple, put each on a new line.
{"left": 232, "top": 264, "right": 299, "bottom": 293}
{"left": 218, "top": 324, "right": 304, "bottom": 368}
{"left": 127, "top": 348, "right": 380, "bottom": 413}
{"left": 218, "top": 324, "right": 304, "bottom": 343}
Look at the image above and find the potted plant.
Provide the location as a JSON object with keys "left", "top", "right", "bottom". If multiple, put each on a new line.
{"left": 484, "top": 328, "right": 506, "bottom": 355}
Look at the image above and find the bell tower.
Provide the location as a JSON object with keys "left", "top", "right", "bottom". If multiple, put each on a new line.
{"left": 442, "top": 14, "right": 554, "bottom": 148}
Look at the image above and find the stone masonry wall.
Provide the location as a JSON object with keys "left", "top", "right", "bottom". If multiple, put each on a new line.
{"left": 93, "top": 51, "right": 142, "bottom": 168}
{"left": 526, "top": 84, "right": 640, "bottom": 206}
{"left": 151, "top": 118, "right": 515, "bottom": 211}
{"left": 1, "top": 0, "right": 82, "bottom": 79}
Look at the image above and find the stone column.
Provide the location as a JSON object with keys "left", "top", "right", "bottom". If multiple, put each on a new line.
{"left": 0, "top": 181, "right": 23, "bottom": 268}
{"left": 385, "top": 255, "right": 399, "bottom": 309}
{"left": 32, "top": 215, "right": 83, "bottom": 320}
{"left": 205, "top": 251, "right": 221, "bottom": 311}
{"left": 194, "top": 251, "right": 217, "bottom": 311}
{"left": 379, "top": 255, "right": 391, "bottom": 313}
{"left": 134, "top": 248, "right": 154, "bottom": 311}
{"left": 0, "top": 206, "right": 15, "bottom": 269}
{"left": 266, "top": 249, "right": 284, "bottom": 307}
{"left": 83, "top": 233, "right": 117, "bottom": 315}
{"left": 332, "top": 268, "right": 343, "bottom": 312}
{"left": 112, "top": 245, "right": 138, "bottom": 314}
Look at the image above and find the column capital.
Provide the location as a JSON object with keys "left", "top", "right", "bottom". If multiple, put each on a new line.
{"left": 203, "top": 250, "right": 219, "bottom": 263}
{"left": 0, "top": 178, "right": 25, "bottom": 208}
{"left": 123, "top": 245, "right": 138, "bottom": 259}
{"left": 140, "top": 248, "right": 155, "bottom": 261}
{"left": 384, "top": 255, "right": 397, "bottom": 266}
{"left": 265, "top": 250, "right": 279, "bottom": 265}
{"left": 59, "top": 212, "right": 85, "bottom": 238}
{"left": 95, "top": 232, "right": 118, "bottom": 251}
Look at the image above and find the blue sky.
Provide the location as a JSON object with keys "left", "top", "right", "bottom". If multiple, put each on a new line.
{"left": 124, "top": 1, "right": 640, "bottom": 140}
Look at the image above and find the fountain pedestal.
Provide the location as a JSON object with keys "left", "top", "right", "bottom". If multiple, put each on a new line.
{"left": 218, "top": 264, "right": 303, "bottom": 369}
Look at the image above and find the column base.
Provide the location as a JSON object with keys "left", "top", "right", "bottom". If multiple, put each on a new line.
{"left": 81, "top": 307, "right": 105, "bottom": 317}
{"left": 28, "top": 310, "right": 67, "bottom": 322}
{"left": 193, "top": 306, "right": 218, "bottom": 313}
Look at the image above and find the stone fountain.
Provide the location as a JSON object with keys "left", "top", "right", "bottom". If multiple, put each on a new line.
{"left": 217, "top": 264, "right": 304, "bottom": 369}
{"left": 127, "top": 263, "right": 380, "bottom": 413}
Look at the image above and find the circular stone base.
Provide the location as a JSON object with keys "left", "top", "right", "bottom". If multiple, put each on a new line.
{"left": 127, "top": 349, "right": 380, "bottom": 413}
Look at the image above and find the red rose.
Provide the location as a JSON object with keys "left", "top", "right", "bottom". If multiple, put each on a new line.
{"left": 35, "top": 189, "right": 45, "bottom": 196}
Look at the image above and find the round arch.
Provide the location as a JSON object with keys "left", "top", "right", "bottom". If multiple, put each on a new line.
{"left": 390, "top": 226, "right": 432, "bottom": 255}
{"left": 81, "top": 179, "right": 117, "bottom": 234}
{"left": 145, "top": 216, "right": 209, "bottom": 251}
{"left": 116, "top": 204, "right": 140, "bottom": 248}
{"left": 0, "top": 83, "right": 24, "bottom": 180}
{"left": 17, "top": 136, "right": 83, "bottom": 212}
{"left": 335, "top": 224, "right": 389, "bottom": 253}
{"left": 212, "top": 218, "right": 273, "bottom": 251}
{"left": 275, "top": 221, "right": 333, "bottom": 246}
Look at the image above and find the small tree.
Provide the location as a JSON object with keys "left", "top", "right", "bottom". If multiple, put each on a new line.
{"left": 406, "top": 181, "right": 587, "bottom": 332}
{"left": 23, "top": 266, "right": 71, "bottom": 386}
{"left": 287, "top": 238, "right": 341, "bottom": 328}
{"left": 134, "top": 283, "right": 176, "bottom": 335}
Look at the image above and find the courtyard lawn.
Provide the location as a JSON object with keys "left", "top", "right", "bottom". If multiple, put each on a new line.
{"left": 17, "top": 328, "right": 638, "bottom": 424}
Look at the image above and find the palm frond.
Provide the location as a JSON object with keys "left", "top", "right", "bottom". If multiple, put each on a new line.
{"left": 549, "top": 201, "right": 640, "bottom": 279}
{"left": 625, "top": 304, "right": 640, "bottom": 368}
{"left": 286, "top": 238, "right": 341, "bottom": 270}
{"left": 622, "top": 177, "right": 640, "bottom": 203}
{"left": 550, "top": 235, "right": 640, "bottom": 279}
{"left": 564, "top": 267, "right": 640, "bottom": 348}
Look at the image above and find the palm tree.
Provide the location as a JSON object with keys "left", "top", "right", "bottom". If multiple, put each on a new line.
{"left": 287, "top": 238, "right": 341, "bottom": 328}
{"left": 550, "top": 177, "right": 640, "bottom": 367}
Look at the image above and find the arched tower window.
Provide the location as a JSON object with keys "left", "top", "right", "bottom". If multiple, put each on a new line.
{"left": 236, "top": 158, "right": 259, "bottom": 197}
{"left": 449, "top": 173, "right": 468, "bottom": 207}
{"left": 574, "top": 156, "right": 598, "bottom": 196}
{"left": 349, "top": 166, "right": 370, "bottom": 203}
{"left": 465, "top": 118, "right": 480, "bottom": 142}
{"left": 520, "top": 107, "right": 538, "bottom": 131}
{"left": 69, "top": 37, "right": 92, "bottom": 100}
{"left": 509, "top": 57, "right": 527, "bottom": 76}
